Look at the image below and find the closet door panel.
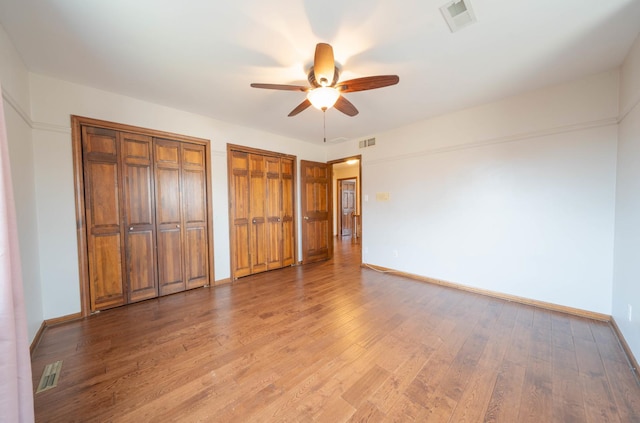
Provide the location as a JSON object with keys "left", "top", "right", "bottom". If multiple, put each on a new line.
{"left": 156, "top": 168, "right": 181, "bottom": 223}
{"left": 127, "top": 231, "right": 156, "bottom": 300}
{"left": 121, "top": 132, "right": 158, "bottom": 302}
{"left": 157, "top": 229, "right": 184, "bottom": 294}
{"left": 124, "top": 165, "right": 154, "bottom": 223}
{"left": 230, "top": 152, "right": 251, "bottom": 278}
{"left": 233, "top": 225, "right": 250, "bottom": 277}
{"left": 90, "top": 234, "right": 125, "bottom": 309}
{"left": 185, "top": 227, "right": 208, "bottom": 289}
{"left": 82, "top": 127, "right": 126, "bottom": 310}
{"left": 281, "top": 158, "right": 295, "bottom": 266}
{"left": 183, "top": 169, "right": 206, "bottom": 223}
{"left": 155, "top": 140, "right": 185, "bottom": 295}
{"left": 249, "top": 154, "right": 267, "bottom": 274}
{"left": 265, "top": 157, "right": 282, "bottom": 270}
{"left": 182, "top": 144, "right": 209, "bottom": 288}
{"left": 87, "top": 162, "right": 120, "bottom": 228}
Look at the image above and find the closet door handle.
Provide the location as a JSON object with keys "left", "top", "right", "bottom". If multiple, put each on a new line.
{"left": 176, "top": 224, "right": 180, "bottom": 229}
{"left": 129, "top": 227, "right": 134, "bottom": 231}
{"left": 304, "top": 216, "right": 309, "bottom": 220}
{"left": 252, "top": 219, "right": 257, "bottom": 224}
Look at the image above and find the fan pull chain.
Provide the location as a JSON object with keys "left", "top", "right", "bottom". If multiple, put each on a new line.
{"left": 323, "top": 110, "right": 327, "bottom": 143}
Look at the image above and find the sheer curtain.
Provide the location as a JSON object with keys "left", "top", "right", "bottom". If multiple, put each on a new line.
{"left": 0, "top": 84, "right": 35, "bottom": 422}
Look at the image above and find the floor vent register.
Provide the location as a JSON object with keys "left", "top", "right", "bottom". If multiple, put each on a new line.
{"left": 36, "top": 360, "right": 63, "bottom": 393}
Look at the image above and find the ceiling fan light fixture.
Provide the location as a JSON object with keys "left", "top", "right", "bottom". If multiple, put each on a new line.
{"left": 307, "top": 87, "right": 340, "bottom": 110}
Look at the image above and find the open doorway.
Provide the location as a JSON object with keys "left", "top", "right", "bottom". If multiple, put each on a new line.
{"left": 338, "top": 178, "right": 357, "bottom": 237}
{"left": 330, "top": 157, "right": 362, "bottom": 252}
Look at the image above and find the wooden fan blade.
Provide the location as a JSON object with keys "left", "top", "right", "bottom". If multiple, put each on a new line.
{"left": 334, "top": 96, "right": 358, "bottom": 117}
{"left": 336, "top": 75, "right": 399, "bottom": 93}
{"left": 251, "top": 83, "right": 307, "bottom": 91}
{"left": 288, "top": 99, "right": 312, "bottom": 117}
{"left": 314, "top": 43, "right": 335, "bottom": 86}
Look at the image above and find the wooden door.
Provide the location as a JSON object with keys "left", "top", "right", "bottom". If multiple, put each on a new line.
{"left": 229, "top": 151, "right": 251, "bottom": 278}
{"left": 301, "top": 160, "right": 331, "bottom": 263}
{"left": 249, "top": 154, "right": 268, "bottom": 274}
{"left": 228, "top": 146, "right": 297, "bottom": 279}
{"left": 281, "top": 158, "right": 295, "bottom": 267}
{"left": 339, "top": 179, "right": 356, "bottom": 237}
{"left": 82, "top": 126, "right": 126, "bottom": 310}
{"left": 154, "top": 139, "right": 185, "bottom": 295}
{"left": 265, "top": 157, "right": 283, "bottom": 270}
{"left": 120, "top": 132, "right": 158, "bottom": 303}
{"left": 182, "top": 144, "right": 209, "bottom": 289}
{"left": 74, "top": 116, "right": 214, "bottom": 315}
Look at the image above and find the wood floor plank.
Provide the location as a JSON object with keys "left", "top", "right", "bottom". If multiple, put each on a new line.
{"left": 580, "top": 375, "right": 622, "bottom": 423}
{"left": 551, "top": 312, "right": 575, "bottom": 351}
{"left": 602, "top": 357, "right": 640, "bottom": 423}
{"left": 369, "top": 343, "right": 437, "bottom": 414}
{"left": 30, "top": 238, "right": 640, "bottom": 422}
{"left": 517, "top": 357, "right": 553, "bottom": 423}
{"left": 341, "top": 365, "right": 390, "bottom": 408}
{"left": 552, "top": 366, "right": 587, "bottom": 423}
{"left": 315, "top": 395, "right": 355, "bottom": 423}
{"left": 346, "top": 400, "right": 386, "bottom": 422}
{"left": 484, "top": 361, "right": 527, "bottom": 423}
{"left": 383, "top": 393, "right": 427, "bottom": 422}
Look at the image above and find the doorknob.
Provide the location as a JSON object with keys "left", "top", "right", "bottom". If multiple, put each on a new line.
{"left": 252, "top": 219, "right": 257, "bottom": 223}
{"left": 176, "top": 224, "right": 180, "bottom": 229}
{"left": 304, "top": 216, "right": 309, "bottom": 220}
{"left": 129, "top": 227, "right": 133, "bottom": 231}
{"left": 277, "top": 217, "right": 281, "bottom": 222}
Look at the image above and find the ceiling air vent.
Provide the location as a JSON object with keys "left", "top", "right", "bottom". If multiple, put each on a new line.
{"left": 359, "top": 137, "right": 376, "bottom": 149}
{"left": 440, "top": 0, "right": 477, "bottom": 32}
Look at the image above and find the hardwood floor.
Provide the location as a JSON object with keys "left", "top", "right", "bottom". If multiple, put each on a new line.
{"left": 31, "top": 239, "right": 640, "bottom": 422}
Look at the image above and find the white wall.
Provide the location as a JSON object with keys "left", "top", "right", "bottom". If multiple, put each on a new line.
{"left": 28, "top": 74, "right": 325, "bottom": 321}
{"left": 0, "top": 25, "right": 44, "bottom": 340}
{"left": 613, "top": 32, "right": 640, "bottom": 361}
{"left": 328, "top": 71, "right": 619, "bottom": 314}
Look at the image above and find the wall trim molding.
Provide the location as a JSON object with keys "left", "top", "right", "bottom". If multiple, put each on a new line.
{"left": 29, "top": 321, "right": 46, "bottom": 356}
{"left": 362, "top": 263, "right": 610, "bottom": 321}
{"left": 1, "top": 87, "right": 32, "bottom": 127}
{"left": 366, "top": 117, "right": 618, "bottom": 166}
{"left": 214, "top": 278, "right": 232, "bottom": 286}
{"left": 29, "top": 312, "right": 83, "bottom": 357}
{"left": 619, "top": 91, "right": 640, "bottom": 123}
{"left": 610, "top": 317, "right": 640, "bottom": 380}
{"left": 45, "top": 312, "right": 83, "bottom": 326}
{"left": 2, "top": 87, "right": 71, "bottom": 134}
{"left": 32, "top": 121, "right": 71, "bottom": 134}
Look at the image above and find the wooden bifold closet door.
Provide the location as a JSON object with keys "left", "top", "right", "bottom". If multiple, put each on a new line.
{"left": 154, "top": 139, "right": 209, "bottom": 295}
{"left": 228, "top": 145, "right": 295, "bottom": 279}
{"left": 75, "top": 117, "right": 213, "bottom": 313}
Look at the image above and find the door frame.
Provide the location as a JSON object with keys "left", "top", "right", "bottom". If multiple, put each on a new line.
{"left": 328, "top": 155, "right": 362, "bottom": 246}
{"left": 71, "top": 115, "right": 214, "bottom": 317}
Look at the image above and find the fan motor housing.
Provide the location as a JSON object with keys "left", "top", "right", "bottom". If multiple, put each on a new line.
{"left": 308, "top": 66, "right": 340, "bottom": 87}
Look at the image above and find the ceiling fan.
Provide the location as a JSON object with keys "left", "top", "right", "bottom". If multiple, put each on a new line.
{"left": 250, "top": 43, "right": 399, "bottom": 117}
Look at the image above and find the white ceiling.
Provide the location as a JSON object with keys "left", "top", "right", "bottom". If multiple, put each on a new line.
{"left": 1, "top": 0, "right": 639, "bottom": 144}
